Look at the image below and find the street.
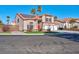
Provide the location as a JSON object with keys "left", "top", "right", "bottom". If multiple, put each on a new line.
{"left": 0, "top": 35, "right": 79, "bottom": 54}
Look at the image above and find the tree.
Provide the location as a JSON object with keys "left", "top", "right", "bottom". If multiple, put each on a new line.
{"left": 6, "top": 16, "right": 10, "bottom": 25}
{"left": 30, "top": 6, "right": 42, "bottom": 31}
{"left": 37, "top": 6, "right": 42, "bottom": 12}
{"left": 31, "top": 8, "right": 36, "bottom": 15}
{"left": 37, "top": 6, "right": 42, "bottom": 31}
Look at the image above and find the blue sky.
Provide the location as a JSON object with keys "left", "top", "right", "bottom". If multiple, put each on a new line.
{"left": 0, "top": 5, "right": 79, "bottom": 24}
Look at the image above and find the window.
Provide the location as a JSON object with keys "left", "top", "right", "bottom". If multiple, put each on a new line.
{"left": 46, "top": 18, "right": 48, "bottom": 22}
{"left": 38, "top": 20, "right": 42, "bottom": 24}
{"left": 49, "top": 18, "right": 52, "bottom": 22}
{"left": 46, "top": 18, "right": 51, "bottom": 22}
{"left": 30, "top": 22, "right": 33, "bottom": 24}
{"left": 17, "top": 19, "right": 19, "bottom": 23}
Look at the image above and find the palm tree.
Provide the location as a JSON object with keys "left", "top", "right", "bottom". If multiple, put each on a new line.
{"left": 31, "top": 8, "right": 36, "bottom": 15}
{"left": 6, "top": 16, "right": 10, "bottom": 25}
{"left": 37, "top": 6, "right": 42, "bottom": 31}
{"left": 31, "top": 6, "right": 42, "bottom": 15}
{"left": 30, "top": 6, "right": 42, "bottom": 31}
{"left": 37, "top": 6, "right": 42, "bottom": 12}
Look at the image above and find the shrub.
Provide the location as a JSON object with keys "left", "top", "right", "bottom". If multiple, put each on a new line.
{"left": 2, "top": 25, "right": 10, "bottom": 32}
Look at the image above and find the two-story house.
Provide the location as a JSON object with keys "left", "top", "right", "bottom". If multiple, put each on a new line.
{"left": 15, "top": 13, "right": 60, "bottom": 32}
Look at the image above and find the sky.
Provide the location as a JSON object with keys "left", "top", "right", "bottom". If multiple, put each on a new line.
{"left": 0, "top": 5, "right": 79, "bottom": 24}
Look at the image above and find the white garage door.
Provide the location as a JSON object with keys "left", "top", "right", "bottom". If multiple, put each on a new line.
{"left": 50, "top": 25, "right": 58, "bottom": 31}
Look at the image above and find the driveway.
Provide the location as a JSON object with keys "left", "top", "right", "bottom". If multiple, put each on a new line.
{"left": 0, "top": 35, "right": 79, "bottom": 54}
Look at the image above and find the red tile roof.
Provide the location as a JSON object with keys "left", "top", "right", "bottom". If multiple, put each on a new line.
{"left": 42, "top": 14, "right": 53, "bottom": 17}
{"left": 17, "top": 13, "right": 41, "bottom": 21}
{"left": 55, "top": 20, "right": 64, "bottom": 23}
{"left": 63, "top": 18, "right": 79, "bottom": 22}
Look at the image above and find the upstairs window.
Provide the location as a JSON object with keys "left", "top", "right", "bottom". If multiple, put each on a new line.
{"left": 49, "top": 18, "right": 52, "bottom": 22}
{"left": 46, "top": 18, "right": 52, "bottom": 22}
{"left": 46, "top": 18, "right": 49, "bottom": 22}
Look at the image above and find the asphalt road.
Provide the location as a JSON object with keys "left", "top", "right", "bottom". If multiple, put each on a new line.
{"left": 0, "top": 35, "right": 79, "bottom": 54}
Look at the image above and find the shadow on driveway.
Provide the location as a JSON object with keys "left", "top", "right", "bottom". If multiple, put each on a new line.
{"left": 45, "top": 32, "right": 79, "bottom": 42}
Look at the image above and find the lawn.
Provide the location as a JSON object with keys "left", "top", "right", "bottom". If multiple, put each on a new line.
{"left": 24, "top": 31, "right": 45, "bottom": 35}
{"left": 0, "top": 32, "right": 11, "bottom": 35}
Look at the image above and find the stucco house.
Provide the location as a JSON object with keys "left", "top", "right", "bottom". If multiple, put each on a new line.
{"left": 15, "top": 13, "right": 41, "bottom": 32}
{"left": 63, "top": 18, "right": 79, "bottom": 29}
{"left": 15, "top": 13, "right": 60, "bottom": 32}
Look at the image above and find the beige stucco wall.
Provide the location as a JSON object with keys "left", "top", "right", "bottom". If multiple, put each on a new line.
{"left": 42, "top": 15, "right": 46, "bottom": 22}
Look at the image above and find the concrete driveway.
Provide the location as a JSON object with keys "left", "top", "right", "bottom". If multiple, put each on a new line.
{"left": 0, "top": 35, "right": 79, "bottom": 54}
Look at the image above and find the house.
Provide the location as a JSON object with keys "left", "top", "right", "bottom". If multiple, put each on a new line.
{"left": 63, "top": 18, "right": 79, "bottom": 29}
{"left": 15, "top": 13, "right": 60, "bottom": 32}
{"left": 15, "top": 13, "right": 41, "bottom": 32}
{"left": 63, "top": 18, "right": 72, "bottom": 29}
{"left": 54, "top": 20, "right": 65, "bottom": 30}
{"left": 74, "top": 19, "right": 79, "bottom": 28}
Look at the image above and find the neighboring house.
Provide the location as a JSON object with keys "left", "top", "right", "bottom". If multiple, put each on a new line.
{"left": 72, "top": 19, "right": 79, "bottom": 29}
{"left": 54, "top": 20, "right": 65, "bottom": 29}
{"left": 63, "top": 18, "right": 71, "bottom": 29}
{"left": 15, "top": 13, "right": 60, "bottom": 32}
{"left": 63, "top": 18, "right": 79, "bottom": 29}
